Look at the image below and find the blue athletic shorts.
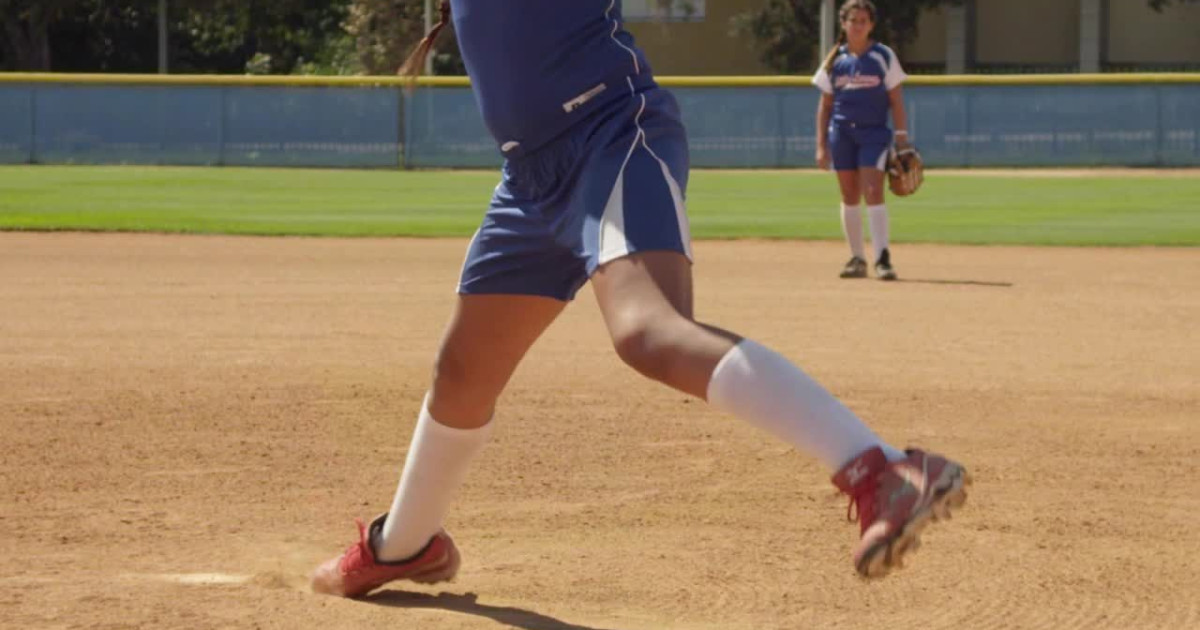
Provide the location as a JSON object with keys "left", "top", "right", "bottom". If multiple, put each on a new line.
{"left": 829, "top": 123, "right": 892, "bottom": 172}
{"left": 457, "top": 83, "right": 692, "bottom": 301}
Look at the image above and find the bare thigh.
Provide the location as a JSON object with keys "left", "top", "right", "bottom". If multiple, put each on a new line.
{"left": 429, "top": 294, "right": 566, "bottom": 428}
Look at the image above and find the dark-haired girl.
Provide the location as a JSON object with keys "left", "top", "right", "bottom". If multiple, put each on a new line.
{"left": 813, "top": 0, "right": 911, "bottom": 281}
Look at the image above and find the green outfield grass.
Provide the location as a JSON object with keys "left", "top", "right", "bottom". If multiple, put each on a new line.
{"left": 0, "top": 165, "right": 1196, "bottom": 246}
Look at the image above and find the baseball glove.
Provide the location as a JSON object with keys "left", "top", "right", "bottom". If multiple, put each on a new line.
{"left": 886, "top": 144, "right": 924, "bottom": 197}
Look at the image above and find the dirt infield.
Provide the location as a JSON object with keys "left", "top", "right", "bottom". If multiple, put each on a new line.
{"left": 2, "top": 233, "right": 1197, "bottom": 630}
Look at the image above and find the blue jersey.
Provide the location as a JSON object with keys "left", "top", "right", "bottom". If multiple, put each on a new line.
{"left": 812, "top": 42, "right": 906, "bottom": 128}
{"left": 451, "top": 0, "right": 654, "bottom": 157}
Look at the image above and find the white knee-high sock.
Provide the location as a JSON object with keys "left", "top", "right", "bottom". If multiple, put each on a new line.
{"left": 867, "top": 204, "right": 890, "bottom": 260}
{"left": 706, "top": 339, "right": 905, "bottom": 470}
{"left": 841, "top": 203, "right": 865, "bottom": 259}
{"left": 376, "top": 396, "right": 493, "bottom": 561}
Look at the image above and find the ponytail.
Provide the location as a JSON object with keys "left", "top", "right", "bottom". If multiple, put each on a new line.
{"left": 398, "top": 1, "right": 452, "bottom": 85}
{"left": 821, "top": 31, "right": 847, "bottom": 74}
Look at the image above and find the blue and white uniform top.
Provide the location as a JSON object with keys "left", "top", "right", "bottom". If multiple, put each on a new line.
{"left": 451, "top": 0, "right": 655, "bottom": 157}
{"left": 811, "top": 42, "right": 907, "bottom": 128}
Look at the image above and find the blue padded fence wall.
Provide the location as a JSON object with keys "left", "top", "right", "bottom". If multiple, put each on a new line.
{"left": 1, "top": 82, "right": 1197, "bottom": 168}
{"left": 0, "top": 84, "right": 402, "bottom": 168}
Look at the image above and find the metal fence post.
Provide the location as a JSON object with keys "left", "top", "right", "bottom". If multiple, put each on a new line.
{"left": 157, "top": 88, "right": 167, "bottom": 164}
{"left": 398, "top": 86, "right": 407, "bottom": 169}
{"left": 28, "top": 86, "right": 38, "bottom": 164}
{"left": 775, "top": 89, "right": 786, "bottom": 168}
{"left": 1155, "top": 85, "right": 1165, "bottom": 166}
{"left": 963, "top": 88, "right": 973, "bottom": 168}
{"left": 217, "top": 86, "right": 226, "bottom": 166}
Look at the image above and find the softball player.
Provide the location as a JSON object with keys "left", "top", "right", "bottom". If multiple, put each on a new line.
{"left": 813, "top": 0, "right": 910, "bottom": 281}
{"left": 311, "top": 0, "right": 969, "bottom": 598}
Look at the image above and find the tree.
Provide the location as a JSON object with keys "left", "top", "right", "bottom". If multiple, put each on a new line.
{"left": 49, "top": 1, "right": 164, "bottom": 73}
{"left": 871, "top": 0, "right": 965, "bottom": 52}
{"left": 344, "top": 0, "right": 423, "bottom": 75}
{"left": 170, "top": 0, "right": 351, "bottom": 74}
{"left": 0, "top": 0, "right": 81, "bottom": 71}
{"left": 1147, "top": 0, "right": 1200, "bottom": 9}
{"left": 344, "top": 0, "right": 463, "bottom": 76}
{"left": 731, "top": 0, "right": 822, "bottom": 75}
{"left": 0, "top": 0, "right": 464, "bottom": 75}
{"left": 0, "top": 0, "right": 350, "bottom": 73}
{"left": 732, "top": 0, "right": 963, "bottom": 74}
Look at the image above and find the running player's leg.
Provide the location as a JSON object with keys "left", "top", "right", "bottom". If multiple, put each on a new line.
{"left": 311, "top": 293, "right": 562, "bottom": 597}
{"left": 377, "top": 162, "right": 592, "bottom": 560}
{"left": 580, "top": 88, "right": 903, "bottom": 471}
{"left": 313, "top": 167, "right": 580, "bottom": 597}
{"left": 374, "top": 293, "right": 565, "bottom": 562}
{"left": 587, "top": 88, "right": 967, "bottom": 579}
{"left": 593, "top": 243, "right": 970, "bottom": 580}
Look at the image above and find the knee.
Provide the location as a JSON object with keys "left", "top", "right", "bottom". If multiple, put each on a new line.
{"left": 430, "top": 346, "right": 500, "bottom": 421}
{"left": 610, "top": 319, "right": 678, "bottom": 382}
{"left": 431, "top": 345, "right": 471, "bottom": 391}
{"left": 839, "top": 186, "right": 861, "bottom": 205}
{"left": 431, "top": 342, "right": 503, "bottom": 397}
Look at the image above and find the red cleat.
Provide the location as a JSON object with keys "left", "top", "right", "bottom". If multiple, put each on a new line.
{"left": 832, "top": 446, "right": 971, "bottom": 579}
{"left": 311, "top": 514, "right": 460, "bottom": 598}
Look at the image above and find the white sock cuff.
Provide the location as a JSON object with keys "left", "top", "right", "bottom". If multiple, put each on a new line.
{"left": 707, "top": 339, "right": 791, "bottom": 415}
{"left": 866, "top": 203, "right": 887, "bottom": 214}
{"left": 417, "top": 395, "right": 495, "bottom": 443}
{"left": 706, "top": 339, "right": 752, "bottom": 404}
{"left": 841, "top": 202, "right": 862, "bottom": 213}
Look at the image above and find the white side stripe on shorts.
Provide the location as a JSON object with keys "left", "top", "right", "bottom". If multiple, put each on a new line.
{"left": 598, "top": 95, "right": 646, "bottom": 265}
{"left": 598, "top": 92, "right": 693, "bottom": 266}
{"left": 638, "top": 124, "right": 693, "bottom": 262}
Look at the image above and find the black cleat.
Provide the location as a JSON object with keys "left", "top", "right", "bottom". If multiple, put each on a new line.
{"left": 875, "top": 249, "right": 897, "bottom": 281}
{"left": 840, "top": 256, "right": 868, "bottom": 279}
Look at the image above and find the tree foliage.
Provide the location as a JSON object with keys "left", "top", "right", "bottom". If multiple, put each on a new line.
{"left": 730, "top": 0, "right": 822, "bottom": 75}
{"left": 1147, "top": 0, "right": 1200, "bottom": 10}
{"left": 174, "top": 0, "right": 352, "bottom": 74}
{"left": 0, "top": 0, "right": 463, "bottom": 75}
{"left": 2, "top": 0, "right": 1191, "bottom": 74}
{"left": 344, "top": 0, "right": 462, "bottom": 76}
{"left": 0, "top": 0, "right": 352, "bottom": 73}
{"left": 0, "top": 0, "right": 79, "bottom": 70}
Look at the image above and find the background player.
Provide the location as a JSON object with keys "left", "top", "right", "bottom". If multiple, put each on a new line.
{"left": 813, "top": 0, "right": 911, "bottom": 281}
